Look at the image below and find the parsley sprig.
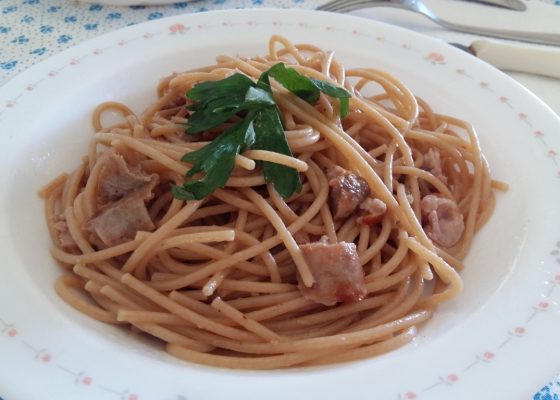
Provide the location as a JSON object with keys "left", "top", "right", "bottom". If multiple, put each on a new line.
{"left": 172, "top": 63, "right": 351, "bottom": 201}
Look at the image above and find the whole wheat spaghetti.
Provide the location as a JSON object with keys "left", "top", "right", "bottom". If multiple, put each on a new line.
{"left": 40, "top": 35, "right": 505, "bottom": 369}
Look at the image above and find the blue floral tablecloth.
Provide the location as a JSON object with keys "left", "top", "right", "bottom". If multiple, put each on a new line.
{"left": 0, "top": 0, "right": 317, "bottom": 84}
{"left": 0, "top": 0, "right": 559, "bottom": 398}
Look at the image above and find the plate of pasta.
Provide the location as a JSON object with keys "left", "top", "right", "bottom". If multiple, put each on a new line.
{"left": 1, "top": 8, "right": 559, "bottom": 400}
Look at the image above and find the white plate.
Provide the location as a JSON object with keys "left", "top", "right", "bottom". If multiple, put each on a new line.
{"left": 1, "top": 9, "right": 559, "bottom": 400}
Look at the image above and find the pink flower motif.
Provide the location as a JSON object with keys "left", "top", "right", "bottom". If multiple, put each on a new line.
{"left": 7, "top": 328, "right": 17, "bottom": 337}
{"left": 326, "top": 26, "right": 335, "bottom": 31}
{"left": 197, "top": 24, "right": 205, "bottom": 29}
{"left": 69, "top": 59, "right": 79, "bottom": 66}
{"left": 538, "top": 301, "right": 549, "bottom": 309}
{"left": 249, "top": 21, "right": 257, "bottom": 26}
{"left": 41, "top": 353, "right": 51, "bottom": 363}
{"left": 404, "top": 392, "right": 417, "bottom": 399}
{"left": 298, "top": 22, "right": 307, "bottom": 28}
{"left": 118, "top": 40, "right": 127, "bottom": 46}
{"left": 92, "top": 48, "right": 102, "bottom": 55}
{"left": 480, "top": 81, "right": 489, "bottom": 88}
{"left": 169, "top": 23, "right": 186, "bottom": 34}
{"left": 352, "top": 30, "right": 360, "bottom": 35}
{"left": 82, "top": 376, "right": 92, "bottom": 385}
{"left": 401, "top": 43, "right": 410, "bottom": 49}
{"left": 376, "top": 36, "right": 385, "bottom": 42}
{"left": 169, "top": 24, "right": 185, "bottom": 35}
{"left": 456, "top": 68, "right": 465, "bottom": 74}
{"left": 6, "top": 100, "right": 16, "bottom": 108}
{"left": 534, "top": 130, "right": 544, "bottom": 137}
{"left": 518, "top": 112, "right": 528, "bottom": 120}
{"left": 143, "top": 32, "right": 153, "bottom": 39}
{"left": 555, "top": 274, "right": 560, "bottom": 282}
{"left": 48, "top": 70, "right": 57, "bottom": 77}
{"left": 514, "top": 326, "right": 526, "bottom": 336}
{"left": 425, "top": 52, "right": 445, "bottom": 64}
{"left": 222, "top": 21, "right": 232, "bottom": 27}
{"left": 447, "top": 374, "right": 459, "bottom": 383}
{"left": 482, "top": 351, "right": 495, "bottom": 361}
{"left": 548, "top": 149, "right": 557, "bottom": 157}
{"left": 26, "top": 84, "right": 36, "bottom": 91}
{"left": 499, "top": 96, "right": 508, "bottom": 103}
{"left": 128, "top": 394, "right": 138, "bottom": 400}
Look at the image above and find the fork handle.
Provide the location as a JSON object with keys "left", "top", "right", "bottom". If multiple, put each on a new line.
{"left": 435, "top": 21, "right": 560, "bottom": 46}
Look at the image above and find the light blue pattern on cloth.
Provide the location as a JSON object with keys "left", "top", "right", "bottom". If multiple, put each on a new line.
{"left": 0, "top": 0, "right": 315, "bottom": 83}
{"left": 535, "top": 378, "right": 560, "bottom": 400}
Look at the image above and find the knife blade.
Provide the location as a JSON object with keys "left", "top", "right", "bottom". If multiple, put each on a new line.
{"left": 451, "top": 39, "right": 560, "bottom": 79}
{"left": 465, "top": 0, "right": 526, "bottom": 11}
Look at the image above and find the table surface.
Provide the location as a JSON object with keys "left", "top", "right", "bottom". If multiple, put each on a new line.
{"left": 1, "top": 0, "right": 559, "bottom": 398}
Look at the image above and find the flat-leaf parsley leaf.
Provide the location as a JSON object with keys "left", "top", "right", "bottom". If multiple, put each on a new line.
{"left": 172, "top": 63, "right": 351, "bottom": 201}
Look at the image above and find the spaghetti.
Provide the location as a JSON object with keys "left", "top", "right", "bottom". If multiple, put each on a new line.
{"left": 41, "top": 35, "right": 504, "bottom": 369}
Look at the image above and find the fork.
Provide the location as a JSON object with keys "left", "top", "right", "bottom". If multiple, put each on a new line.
{"left": 317, "top": 0, "right": 560, "bottom": 46}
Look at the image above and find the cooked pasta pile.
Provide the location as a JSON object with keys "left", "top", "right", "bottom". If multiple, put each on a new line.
{"left": 40, "top": 35, "right": 504, "bottom": 369}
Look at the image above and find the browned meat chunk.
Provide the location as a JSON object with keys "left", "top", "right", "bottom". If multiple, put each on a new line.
{"left": 328, "top": 166, "right": 371, "bottom": 220}
{"left": 97, "top": 149, "right": 155, "bottom": 205}
{"left": 421, "top": 194, "right": 464, "bottom": 248}
{"left": 88, "top": 196, "right": 155, "bottom": 247}
{"left": 422, "top": 148, "right": 448, "bottom": 185}
{"left": 298, "top": 239, "right": 367, "bottom": 306}
{"left": 357, "top": 198, "right": 387, "bottom": 226}
{"left": 87, "top": 150, "right": 159, "bottom": 247}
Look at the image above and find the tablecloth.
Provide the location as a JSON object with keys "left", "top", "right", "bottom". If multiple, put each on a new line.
{"left": 1, "top": 0, "right": 559, "bottom": 398}
{"left": 0, "top": 0, "right": 320, "bottom": 84}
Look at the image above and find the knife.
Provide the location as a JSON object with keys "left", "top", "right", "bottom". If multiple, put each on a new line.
{"left": 451, "top": 39, "right": 560, "bottom": 79}
{"left": 466, "top": 0, "right": 526, "bottom": 11}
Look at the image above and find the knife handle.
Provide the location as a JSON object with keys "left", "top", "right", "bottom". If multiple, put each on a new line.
{"left": 471, "top": 39, "right": 560, "bottom": 79}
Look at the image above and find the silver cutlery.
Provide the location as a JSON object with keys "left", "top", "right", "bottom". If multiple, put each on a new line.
{"left": 467, "top": 0, "right": 526, "bottom": 11}
{"left": 452, "top": 39, "right": 560, "bottom": 78}
{"left": 316, "top": 0, "right": 560, "bottom": 45}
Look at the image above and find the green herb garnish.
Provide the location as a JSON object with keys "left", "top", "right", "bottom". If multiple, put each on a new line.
{"left": 172, "top": 113, "right": 256, "bottom": 201}
{"left": 173, "top": 63, "right": 351, "bottom": 201}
